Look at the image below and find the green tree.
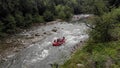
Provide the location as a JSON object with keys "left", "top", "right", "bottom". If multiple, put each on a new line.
{"left": 89, "top": 8, "right": 120, "bottom": 43}
{"left": 43, "top": 10, "right": 54, "bottom": 22}
{"left": 19, "top": 0, "right": 38, "bottom": 15}
{"left": 55, "top": 5, "right": 73, "bottom": 20}
{"left": 0, "top": 21, "right": 5, "bottom": 37}
{"left": 90, "top": 17, "right": 111, "bottom": 42}
{"left": 14, "top": 12, "right": 24, "bottom": 28}
{"left": 108, "top": 0, "right": 120, "bottom": 7}
{"left": 4, "top": 15, "right": 16, "bottom": 34}
{"left": 80, "top": 0, "right": 108, "bottom": 15}
{"left": 24, "top": 14, "right": 33, "bottom": 27}
{"left": 33, "top": 14, "right": 44, "bottom": 23}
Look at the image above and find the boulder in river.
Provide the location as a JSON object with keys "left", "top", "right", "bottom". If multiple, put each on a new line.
{"left": 43, "top": 32, "right": 47, "bottom": 34}
{"left": 35, "top": 33, "right": 40, "bottom": 36}
{"left": 52, "top": 29, "right": 57, "bottom": 32}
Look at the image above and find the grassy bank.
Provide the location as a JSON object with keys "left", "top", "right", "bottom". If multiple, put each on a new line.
{"left": 60, "top": 41, "right": 120, "bottom": 68}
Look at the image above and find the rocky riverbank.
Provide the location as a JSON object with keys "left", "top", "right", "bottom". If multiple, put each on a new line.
{"left": 0, "top": 19, "right": 62, "bottom": 62}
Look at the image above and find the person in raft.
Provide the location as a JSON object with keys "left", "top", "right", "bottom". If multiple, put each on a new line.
{"left": 60, "top": 37, "right": 65, "bottom": 42}
{"left": 53, "top": 37, "right": 65, "bottom": 46}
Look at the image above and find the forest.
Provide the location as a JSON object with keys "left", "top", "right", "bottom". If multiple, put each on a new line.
{"left": 0, "top": 0, "right": 87, "bottom": 37}
{"left": 1, "top": 0, "right": 119, "bottom": 38}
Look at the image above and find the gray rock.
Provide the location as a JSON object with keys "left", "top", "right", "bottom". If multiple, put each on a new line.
{"left": 52, "top": 29, "right": 57, "bottom": 32}
{"left": 35, "top": 33, "right": 40, "bottom": 36}
{"left": 43, "top": 32, "right": 47, "bottom": 34}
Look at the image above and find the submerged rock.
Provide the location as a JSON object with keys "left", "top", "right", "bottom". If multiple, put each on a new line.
{"left": 43, "top": 32, "right": 47, "bottom": 34}
{"left": 35, "top": 33, "right": 40, "bottom": 36}
{"left": 52, "top": 29, "right": 57, "bottom": 32}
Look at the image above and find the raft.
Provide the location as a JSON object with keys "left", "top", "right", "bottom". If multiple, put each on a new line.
{"left": 52, "top": 39, "right": 65, "bottom": 46}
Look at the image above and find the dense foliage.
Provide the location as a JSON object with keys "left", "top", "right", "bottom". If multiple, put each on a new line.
{"left": 1, "top": 0, "right": 118, "bottom": 38}
{"left": 0, "top": 0, "right": 83, "bottom": 37}
{"left": 1, "top": 0, "right": 119, "bottom": 37}
{"left": 61, "top": 0, "right": 120, "bottom": 68}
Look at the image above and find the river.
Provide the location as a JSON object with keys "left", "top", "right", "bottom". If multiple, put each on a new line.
{"left": 0, "top": 18, "right": 89, "bottom": 68}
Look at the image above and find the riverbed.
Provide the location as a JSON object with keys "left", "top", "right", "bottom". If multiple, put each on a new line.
{"left": 0, "top": 20, "right": 89, "bottom": 68}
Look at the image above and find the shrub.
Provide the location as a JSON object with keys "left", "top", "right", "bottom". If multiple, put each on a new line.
{"left": 4, "top": 15, "right": 16, "bottom": 34}
{"left": 43, "top": 10, "right": 54, "bottom": 22}
{"left": 14, "top": 13, "right": 24, "bottom": 28}
{"left": 24, "top": 14, "right": 33, "bottom": 27}
{"left": 33, "top": 14, "right": 44, "bottom": 23}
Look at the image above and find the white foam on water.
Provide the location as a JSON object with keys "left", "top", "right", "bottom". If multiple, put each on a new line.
{"left": 7, "top": 54, "right": 15, "bottom": 58}
{"left": 40, "top": 49, "right": 49, "bottom": 58}
{"left": 27, "top": 44, "right": 34, "bottom": 48}
{"left": 53, "top": 37, "right": 58, "bottom": 40}
{"left": 65, "top": 35, "right": 78, "bottom": 46}
{"left": 25, "top": 49, "right": 49, "bottom": 64}
{"left": 61, "top": 27, "right": 88, "bottom": 47}
{"left": 42, "top": 42, "right": 51, "bottom": 47}
{"left": 63, "top": 31, "right": 72, "bottom": 35}
{"left": 72, "top": 29, "right": 82, "bottom": 35}
{"left": 24, "top": 41, "right": 51, "bottom": 64}
{"left": 79, "top": 34, "right": 89, "bottom": 40}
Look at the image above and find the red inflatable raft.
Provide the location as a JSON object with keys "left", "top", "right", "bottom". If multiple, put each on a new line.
{"left": 52, "top": 37, "right": 65, "bottom": 46}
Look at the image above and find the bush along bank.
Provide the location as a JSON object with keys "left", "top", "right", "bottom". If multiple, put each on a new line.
{"left": 61, "top": 1, "right": 120, "bottom": 68}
